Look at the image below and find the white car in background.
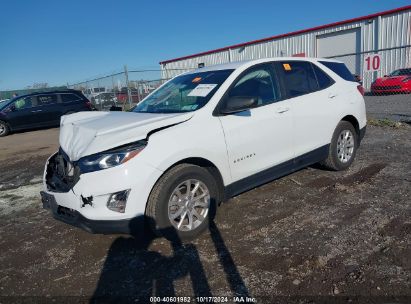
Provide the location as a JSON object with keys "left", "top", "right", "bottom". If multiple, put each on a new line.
{"left": 83, "top": 87, "right": 107, "bottom": 101}
{"left": 41, "top": 57, "right": 366, "bottom": 241}
{"left": 91, "top": 92, "right": 118, "bottom": 110}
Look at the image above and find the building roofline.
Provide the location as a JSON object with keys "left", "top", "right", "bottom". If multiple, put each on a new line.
{"left": 159, "top": 5, "right": 411, "bottom": 65}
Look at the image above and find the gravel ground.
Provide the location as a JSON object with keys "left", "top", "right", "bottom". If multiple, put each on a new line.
{"left": 365, "top": 94, "right": 411, "bottom": 122}
{"left": 0, "top": 107, "right": 410, "bottom": 303}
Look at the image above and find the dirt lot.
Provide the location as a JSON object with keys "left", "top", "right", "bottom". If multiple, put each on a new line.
{"left": 0, "top": 112, "right": 410, "bottom": 302}
{"left": 364, "top": 94, "right": 411, "bottom": 123}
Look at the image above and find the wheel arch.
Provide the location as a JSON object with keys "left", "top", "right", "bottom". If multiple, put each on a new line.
{"left": 0, "top": 119, "right": 11, "bottom": 133}
{"left": 341, "top": 115, "right": 360, "bottom": 136}
{"left": 157, "top": 157, "right": 226, "bottom": 204}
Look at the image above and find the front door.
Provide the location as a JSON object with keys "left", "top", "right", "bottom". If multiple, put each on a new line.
{"left": 5, "top": 96, "right": 37, "bottom": 129}
{"left": 218, "top": 63, "right": 294, "bottom": 183}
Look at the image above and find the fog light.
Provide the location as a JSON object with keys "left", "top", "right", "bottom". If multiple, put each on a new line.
{"left": 107, "top": 190, "right": 130, "bottom": 213}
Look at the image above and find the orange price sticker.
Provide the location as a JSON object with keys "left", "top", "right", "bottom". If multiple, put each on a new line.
{"left": 283, "top": 63, "right": 292, "bottom": 71}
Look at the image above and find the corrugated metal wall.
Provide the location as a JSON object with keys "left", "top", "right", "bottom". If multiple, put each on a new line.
{"left": 161, "top": 8, "right": 411, "bottom": 89}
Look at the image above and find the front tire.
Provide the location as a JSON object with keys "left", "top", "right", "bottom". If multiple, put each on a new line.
{"left": 146, "top": 164, "right": 218, "bottom": 242}
{"left": 0, "top": 120, "right": 10, "bottom": 137}
{"left": 321, "top": 121, "right": 358, "bottom": 171}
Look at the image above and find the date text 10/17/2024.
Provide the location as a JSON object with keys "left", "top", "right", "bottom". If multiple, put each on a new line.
{"left": 150, "top": 296, "right": 257, "bottom": 303}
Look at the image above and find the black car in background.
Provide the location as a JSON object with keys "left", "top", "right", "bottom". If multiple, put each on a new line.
{"left": 0, "top": 90, "right": 92, "bottom": 136}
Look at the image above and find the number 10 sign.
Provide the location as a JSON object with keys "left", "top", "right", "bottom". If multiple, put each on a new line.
{"left": 364, "top": 54, "right": 381, "bottom": 72}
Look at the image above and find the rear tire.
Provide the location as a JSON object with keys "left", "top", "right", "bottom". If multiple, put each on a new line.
{"left": 320, "top": 121, "right": 358, "bottom": 171}
{"left": 146, "top": 164, "right": 218, "bottom": 242}
{"left": 0, "top": 120, "right": 10, "bottom": 137}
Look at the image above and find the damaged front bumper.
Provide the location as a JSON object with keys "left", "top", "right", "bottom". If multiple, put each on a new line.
{"left": 41, "top": 191, "right": 132, "bottom": 233}
{"left": 41, "top": 150, "right": 163, "bottom": 234}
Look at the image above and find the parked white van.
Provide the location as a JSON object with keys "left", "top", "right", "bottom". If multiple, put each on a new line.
{"left": 41, "top": 58, "right": 366, "bottom": 241}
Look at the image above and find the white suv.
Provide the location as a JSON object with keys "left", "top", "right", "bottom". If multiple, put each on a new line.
{"left": 41, "top": 58, "right": 366, "bottom": 241}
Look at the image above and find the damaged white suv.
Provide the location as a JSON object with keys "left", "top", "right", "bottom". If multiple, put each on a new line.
{"left": 41, "top": 58, "right": 366, "bottom": 241}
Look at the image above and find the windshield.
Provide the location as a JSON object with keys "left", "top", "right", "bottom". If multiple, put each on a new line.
{"left": 389, "top": 68, "right": 411, "bottom": 76}
{"left": 133, "top": 69, "right": 233, "bottom": 113}
{"left": 0, "top": 99, "right": 10, "bottom": 110}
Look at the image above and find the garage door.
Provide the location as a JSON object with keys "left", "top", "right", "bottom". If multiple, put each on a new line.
{"left": 316, "top": 28, "right": 361, "bottom": 74}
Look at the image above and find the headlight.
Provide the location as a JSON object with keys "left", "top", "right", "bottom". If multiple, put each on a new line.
{"left": 78, "top": 140, "right": 147, "bottom": 173}
{"left": 402, "top": 77, "right": 411, "bottom": 83}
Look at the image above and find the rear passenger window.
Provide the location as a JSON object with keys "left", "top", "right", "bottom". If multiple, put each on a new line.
{"left": 61, "top": 93, "right": 81, "bottom": 103}
{"left": 319, "top": 61, "right": 355, "bottom": 82}
{"left": 37, "top": 94, "right": 57, "bottom": 106}
{"left": 312, "top": 64, "right": 335, "bottom": 89}
{"left": 278, "top": 61, "right": 318, "bottom": 98}
{"left": 228, "top": 65, "right": 280, "bottom": 106}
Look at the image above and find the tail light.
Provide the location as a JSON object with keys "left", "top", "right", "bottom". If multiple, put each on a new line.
{"left": 357, "top": 85, "right": 365, "bottom": 96}
{"left": 85, "top": 101, "right": 92, "bottom": 109}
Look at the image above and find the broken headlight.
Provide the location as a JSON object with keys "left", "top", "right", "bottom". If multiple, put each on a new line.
{"left": 78, "top": 140, "right": 147, "bottom": 173}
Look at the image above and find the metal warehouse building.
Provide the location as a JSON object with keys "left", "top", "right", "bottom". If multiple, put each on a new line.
{"left": 160, "top": 5, "right": 411, "bottom": 89}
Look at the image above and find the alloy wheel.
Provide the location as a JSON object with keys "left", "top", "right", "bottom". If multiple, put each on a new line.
{"left": 0, "top": 123, "right": 6, "bottom": 136}
{"left": 337, "top": 130, "right": 355, "bottom": 163}
{"left": 168, "top": 179, "right": 210, "bottom": 231}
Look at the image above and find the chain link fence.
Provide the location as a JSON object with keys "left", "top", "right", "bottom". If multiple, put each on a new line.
{"left": 66, "top": 45, "right": 410, "bottom": 111}
{"left": 68, "top": 67, "right": 195, "bottom": 111}
{"left": 326, "top": 45, "right": 411, "bottom": 94}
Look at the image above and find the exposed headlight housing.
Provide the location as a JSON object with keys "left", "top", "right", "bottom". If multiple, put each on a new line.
{"left": 78, "top": 140, "right": 147, "bottom": 173}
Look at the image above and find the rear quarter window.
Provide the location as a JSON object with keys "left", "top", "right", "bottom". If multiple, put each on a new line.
{"left": 61, "top": 93, "right": 81, "bottom": 103}
{"left": 319, "top": 61, "right": 355, "bottom": 82}
{"left": 312, "top": 64, "right": 335, "bottom": 89}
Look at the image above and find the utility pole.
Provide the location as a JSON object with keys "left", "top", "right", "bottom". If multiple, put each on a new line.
{"left": 137, "top": 80, "right": 141, "bottom": 103}
{"left": 124, "top": 65, "right": 132, "bottom": 107}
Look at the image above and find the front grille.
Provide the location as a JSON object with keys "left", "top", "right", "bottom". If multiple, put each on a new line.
{"left": 56, "top": 206, "right": 78, "bottom": 222}
{"left": 373, "top": 85, "right": 401, "bottom": 90}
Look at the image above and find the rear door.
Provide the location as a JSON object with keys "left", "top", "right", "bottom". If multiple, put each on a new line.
{"left": 275, "top": 60, "right": 337, "bottom": 158}
{"left": 35, "top": 94, "right": 61, "bottom": 125}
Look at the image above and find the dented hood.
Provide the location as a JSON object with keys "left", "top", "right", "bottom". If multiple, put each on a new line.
{"left": 59, "top": 111, "right": 193, "bottom": 161}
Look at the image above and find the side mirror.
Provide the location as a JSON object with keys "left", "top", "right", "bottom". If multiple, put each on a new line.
{"left": 220, "top": 96, "right": 258, "bottom": 115}
{"left": 384, "top": 75, "right": 388, "bottom": 77}
{"left": 5, "top": 105, "right": 16, "bottom": 112}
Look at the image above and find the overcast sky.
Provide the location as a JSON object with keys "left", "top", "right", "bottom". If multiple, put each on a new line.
{"left": 0, "top": 0, "right": 410, "bottom": 90}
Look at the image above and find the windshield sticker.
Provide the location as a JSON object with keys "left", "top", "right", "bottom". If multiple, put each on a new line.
{"left": 192, "top": 77, "right": 202, "bottom": 83}
{"left": 187, "top": 84, "right": 218, "bottom": 97}
{"left": 181, "top": 104, "right": 199, "bottom": 111}
{"left": 283, "top": 63, "right": 292, "bottom": 71}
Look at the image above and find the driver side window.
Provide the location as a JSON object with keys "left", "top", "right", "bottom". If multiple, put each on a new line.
{"left": 13, "top": 97, "right": 32, "bottom": 110}
{"left": 228, "top": 65, "right": 280, "bottom": 107}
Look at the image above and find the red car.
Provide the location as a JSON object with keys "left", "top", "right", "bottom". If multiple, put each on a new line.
{"left": 115, "top": 87, "right": 143, "bottom": 104}
{"left": 371, "top": 68, "right": 411, "bottom": 94}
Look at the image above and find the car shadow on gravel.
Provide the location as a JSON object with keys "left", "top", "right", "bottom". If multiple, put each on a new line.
{"left": 91, "top": 216, "right": 250, "bottom": 302}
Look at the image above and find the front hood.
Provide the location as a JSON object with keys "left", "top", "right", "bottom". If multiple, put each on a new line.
{"left": 60, "top": 111, "right": 193, "bottom": 161}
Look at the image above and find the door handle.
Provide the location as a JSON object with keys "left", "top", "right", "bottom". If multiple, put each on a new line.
{"left": 31, "top": 110, "right": 42, "bottom": 113}
{"left": 276, "top": 107, "right": 290, "bottom": 114}
{"left": 328, "top": 93, "right": 337, "bottom": 99}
